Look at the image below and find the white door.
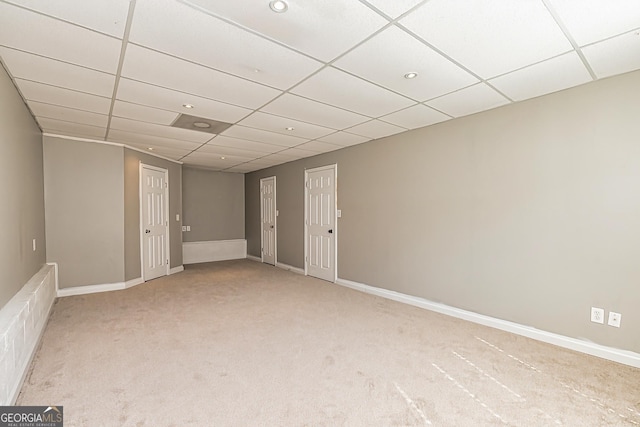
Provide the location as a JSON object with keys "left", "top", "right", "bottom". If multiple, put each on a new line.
{"left": 141, "top": 165, "right": 169, "bottom": 281}
{"left": 305, "top": 165, "right": 336, "bottom": 282}
{"left": 260, "top": 176, "right": 277, "bottom": 265}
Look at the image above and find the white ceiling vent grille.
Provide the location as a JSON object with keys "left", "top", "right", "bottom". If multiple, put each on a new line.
{"left": 171, "top": 114, "right": 233, "bottom": 135}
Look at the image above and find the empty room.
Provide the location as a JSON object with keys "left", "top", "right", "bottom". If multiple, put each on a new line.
{"left": 1, "top": 0, "right": 640, "bottom": 425}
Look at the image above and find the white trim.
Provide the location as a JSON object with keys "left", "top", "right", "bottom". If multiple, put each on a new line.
{"left": 259, "top": 176, "right": 277, "bottom": 265}
{"left": 276, "top": 262, "right": 305, "bottom": 275}
{"left": 139, "top": 163, "right": 171, "bottom": 281}
{"left": 335, "top": 277, "right": 640, "bottom": 368}
{"left": 183, "top": 239, "right": 247, "bottom": 264}
{"left": 247, "top": 254, "right": 261, "bottom": 262}
{"left": 57, "top": 281, "right": 125, "bottom": 297}
{"left": 125, "top": 277, "right": 144, "bottom": 289}
{"left": 43, "top": 133, "right": 182, "bottom": 164}
{"left": 304, "top": 164, "right": 338, "bottom": 282}
{"left": 169, "top": 265, "right": 184, "bottom": 275}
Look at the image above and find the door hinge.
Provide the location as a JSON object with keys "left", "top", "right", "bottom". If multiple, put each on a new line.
{"left": 261, "top": 247, "right": 264, "bottom": 253}
{"left": 305, "top": 256, "right": 308, "bottom": 262}
{"left": 165, "top": 182, "right": 168, "bottom": 188}
{"left": 305, "top": 181, "right": 309, "bottom": 188}
{"left": 166, "top": 259, "right": 169, "bottom": 265}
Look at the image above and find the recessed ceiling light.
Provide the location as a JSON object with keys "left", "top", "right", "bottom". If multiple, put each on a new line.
{"left": 269, "top": 0, "right": 288, "bottom": 13}
{"left": 193, "top": 122, "right": 211, "bottom": 128}
{"left": 220, "top": 156, "right": 226, "bottom": 160}
{"left": 404, "top": 72, "right": 418, "bottom": 79}
{"left": 148, "top": 147, "right": 154, "bottom": 151}
{"left": 285, "top": 126, "right": 295, "bottom": 131}
{"left": 183, "top": 103, "right": 194, "bottom": 109}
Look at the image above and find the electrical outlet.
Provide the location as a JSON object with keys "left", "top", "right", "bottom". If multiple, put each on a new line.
{"left": 181, "top": 226, "right": 187, "bottom": 232}
{"left": 591, "top": 307, "right": 604, "bottom": 324}
{"left": 608, "top": 311, "right": 622, "bottom": 328}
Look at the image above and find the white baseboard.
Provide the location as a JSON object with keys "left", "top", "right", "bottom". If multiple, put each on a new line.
{"left": 246, "top": 254, "right": 261, "bottom": 262}
{"left": 57, "top": 281, "right": 125, "bottom": 297}
{"left": 169, "top": 265, "right": 184, "bottom": 275}
{"left": 125, "top": 277, "right": 144, "bottom": 289}
{"left": 1, "top": 264, "right": 57, "bottom": 405}
{"left": 336, "top": 278, "right": 640, "bottom": 369}
{"left": 276, "top": 262, "right": 305, "bottom": 275}
{"left": 183, "top": 239, "right": 247, "bottom": 264}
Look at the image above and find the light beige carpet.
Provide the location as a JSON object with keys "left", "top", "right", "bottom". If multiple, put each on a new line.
{"left": 18, "top": 260, "right": 640, "bottom": 426}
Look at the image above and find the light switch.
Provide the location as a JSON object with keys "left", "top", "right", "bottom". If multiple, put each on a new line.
{"left": 182, "top": 226, "right": 187, "bottom": 232}
{"left": 186, "top": 225, "right": 191, "bottom": 231}
{"left": 337, "top": 210, "right": 342, "bottom": 218}
{"left": 32, "top": 239, "right": 36, "bottom": 251}
{"left": 176, "top": 214, "right": 180, "bottom": 221}
{"left": 276, "top": 210, "right": 279, "bottom": 216}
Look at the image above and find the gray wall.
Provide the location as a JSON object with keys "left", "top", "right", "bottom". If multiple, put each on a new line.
{"left": 246, "top": 70, "right": 640, "bottom": 354}
{"left": 44, "top": 136, "right": 124, "bottom": 288}
{"left": 124, "top": 148, "right": 183, "bottom": 281}
{"left": 0, "top": 64, "right": 46, "bottom": 308}
{"left": 182, "top": 167, "right": 244, "bottom": 242}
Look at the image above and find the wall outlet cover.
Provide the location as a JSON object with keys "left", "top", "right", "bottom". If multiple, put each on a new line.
{"left": 591, "top": 307, "right": 605, "bottom": 324}
{"left": 608, "top": 311, "right": 622, "bottom": 328}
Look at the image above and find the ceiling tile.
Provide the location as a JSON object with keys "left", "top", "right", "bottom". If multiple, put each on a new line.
{"left": 16, "top": 79, "right": 111, "bottom": 114}
{"left": 107, "top": 129, "right": 202, "bottom": 150}
{"left": 277, "top": 147, "right": 319, "bottom": 159}
{"left": 195, "top": 143, "right": 269, "bottom": 159}
{"left": 345, "top": 119, "right": 406, "bottom": 139}
{"left": 317, "top": 131, "right": 371, "bottom": 146}
{"left": 547, "top": 0, "right": 640, "bottom": 46}
{"left": 489, "top": 52, "right": 593, "bottom": 101}
{"left": 116, "top": 78, "right": 252, "bottom": 123}
{"left": 380, "top": 104, "right": 450, "bottom": 129}
{"left": 184, "top": 0, "right": 388, "bottom": 62}
{"left": 237, "top": 112, "right": 335, "bottom": 139}
{"left": 121, "top": 45, "right": 281, "bottom": 109}
{"left": 426, "top": 83, "right": 510, "bottom": 118}
{"left": 29, "top": 102, "right": 109, "bottom": 128}
{"left": 400, "top": 0, "right": 573, "bottom": 78}
{"left": 334, "top": 26, "right": 478, "bottom": 102}
{"left": 181, "top": 151, "right": 247, "bottom": 167}
{"left": 38, "top": 118, "right": 106, "bottom": 139}
{"left": 112, "top": 101, "right": 179, "bottom": 125}
{"left": 207, "top": 135, "right": 285, "bottom": 154}
{"left": 221, "top": 125, "right": 308, "bottom": 147}
{"left": 0, "top": 2, "right": 122, "bottom": 73}
{"left": 127, "top": 144, "right": 192, "bottom": 160}
{"left": 261, "top": 94, "right": 369, "bottom": 129}
{"left": 0, "top": 47, "right": 115, "bottom": 97}
{"left": 365, "top": 0, "right": 425, "bottom": 18}
{"left": 4, "top": 0, "right": 131, "bottom": 38}
{"left": 109, "top": 117, "right": 212, "bottom": 143}
{"left": 583, "top": 31, "right": 640, "bottom": 79}
{"left": 291, "top": 67, "right": 415, "bottom": 117}
{"left": 129, "top": 0, "right": 322, "bottom": 89}
{"left": 296, "top": 141, "right": 343, "bottom": 153}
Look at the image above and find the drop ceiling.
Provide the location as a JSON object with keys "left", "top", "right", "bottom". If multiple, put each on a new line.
{"left": 1, "top": 0, "right": 639, "bottom": 173}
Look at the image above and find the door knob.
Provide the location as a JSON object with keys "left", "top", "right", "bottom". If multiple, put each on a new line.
{"left": 328, "top": 229, "right": 333, "bottom": 234}
{"left": 145, "top": 229, "right": 151, "bottom": 234}
{"left": 270, "top": 225, "right": 274, "bottom": 228}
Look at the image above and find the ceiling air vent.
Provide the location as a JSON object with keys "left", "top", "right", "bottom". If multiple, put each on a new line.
{"left": 171, "top": 114, "right": 232, "bottom": 135}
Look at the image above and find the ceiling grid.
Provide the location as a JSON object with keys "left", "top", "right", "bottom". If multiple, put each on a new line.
{"left": 0, "top": 0, "right": 638, "bottom": 173}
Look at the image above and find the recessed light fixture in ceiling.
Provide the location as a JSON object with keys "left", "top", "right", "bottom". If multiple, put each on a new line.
{"left": 183, "top": 103, "right": 194, "bottom": 109}
{"left": 193, "top": 122, "right": 211, "bottom": 129}
{"left": 285, "top": 127, "right": 295, "bottom": 131}
{"left": 148, "top": 147, "right": 154, "bottom": 151}
{"left": 404, "top": 72, "right": 418, "bottom": 79}
{"left": 269, "top": 0, "right": 288, "bottom": 13}
{"left": 220, "top": 156, "right": 226, "bottom": 160}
